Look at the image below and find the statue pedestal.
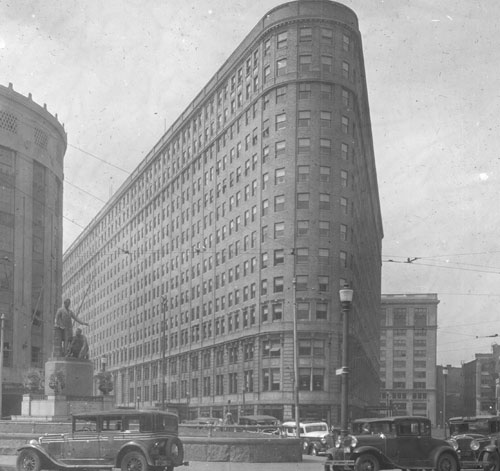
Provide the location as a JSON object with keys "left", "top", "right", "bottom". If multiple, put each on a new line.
{"left": 45, "top": 357, "right": 93, "bottom": 396}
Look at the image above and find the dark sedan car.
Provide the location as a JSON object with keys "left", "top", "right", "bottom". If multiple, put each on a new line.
{"left": 448, "top": 415, "right": 500, "bottom": 471}
{"left": 324, "top": 416, "right": 459, "bottom": 471}
{"left": 16, "top": 410, "right": 187, "bottom": 471}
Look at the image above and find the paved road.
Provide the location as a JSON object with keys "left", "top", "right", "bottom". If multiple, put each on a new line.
{"left": 0, "top": 454, "right": 325, "bottom": 471}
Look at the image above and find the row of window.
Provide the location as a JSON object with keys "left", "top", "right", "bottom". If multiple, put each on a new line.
{"left": 126, "top": 365, "right": 326, "bottom": 403}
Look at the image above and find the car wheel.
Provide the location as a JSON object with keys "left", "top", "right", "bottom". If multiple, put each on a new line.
{"left": 121, "top": 450, "right": 148, "bottom": 471}
{"left": 355, "top": 453, "right": 380, "bottom": 471}
{"left": 16, "top": 449, "right": 42, "bottom": 471}
{"left": 483, "top": 452, "right": 500, "bottom": 471}
{"left": 436, "top": 452, "right": 458, "bottom": 471}
{"left": 166, "top": 437, "right": 184, "bottom": 467}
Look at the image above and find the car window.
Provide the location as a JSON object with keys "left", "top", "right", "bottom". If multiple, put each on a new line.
{"left": 398, "top": 420, "right": 419, "bottom": 436}
{"left": 74, "top": 417, "right": 97, "bottom": 433}
{"left": 304, "top": 425, "right": 328, "bottom": 433}
{"left": 102, "top": 417, "right": 123, "bottom": 432}
{"left": 123, "top": 418, "right": 140, "bottom": 432}
{"left": 421, "top": 421, "right": 431, "bottom": 436}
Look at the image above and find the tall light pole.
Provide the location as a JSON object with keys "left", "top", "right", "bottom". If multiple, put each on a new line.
{"left": 443, "top": 367, "right": 448, "bottom": 432}
{"left": 339, "top": 286, "right": 354, "bottom": 437}
{"left": 0, "top": 314, "right": 5, "bottom": 419}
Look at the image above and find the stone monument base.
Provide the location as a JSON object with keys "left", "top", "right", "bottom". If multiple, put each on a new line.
{"left": 44, "top": 358, "right": 93, "bottom": 396}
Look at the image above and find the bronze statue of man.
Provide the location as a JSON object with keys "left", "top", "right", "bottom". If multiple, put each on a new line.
{"left": 54, "top": 298, "right": 89, "bottom": 355}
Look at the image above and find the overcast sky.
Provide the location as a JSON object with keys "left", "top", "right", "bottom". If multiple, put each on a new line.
{"left": 2, "top": 0, "right": 500, "bottom": 366}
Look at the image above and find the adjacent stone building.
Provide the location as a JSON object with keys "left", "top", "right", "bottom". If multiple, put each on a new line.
{"left": 0, "top": 83, "right": 66, "bottom": 415}
{"left": 380, "top": 294, "right": 438, "bottom": 421}
{"left": 63, "top": 0, "right": 383, "bottom": 424}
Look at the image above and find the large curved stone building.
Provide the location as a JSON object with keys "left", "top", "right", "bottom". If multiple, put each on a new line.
{"left": 0, "top": 83, "right": 66, "bottom": 415}
{"left": 63, "top": 0, "right": 383, "bottom": 424}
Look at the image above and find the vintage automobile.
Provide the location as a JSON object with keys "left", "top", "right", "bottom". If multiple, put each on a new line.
{"left": 324, "top": 416, "right": 460, "bottom": 471}
{"left": 447, "top": 415, "right": 500, "bottom": 470}
{"left": 16, "top": 409, "right": 187, "bottom": 471}
{"left": 282, "top": 420, "right": 332, "bottom": 455}
{"left": 238, "top": 415, "right": 281, "bottom": 434}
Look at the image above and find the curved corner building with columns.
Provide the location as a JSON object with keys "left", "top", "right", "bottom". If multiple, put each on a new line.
{"left": 0, "top": 83, "right": 66, "bottom": 415}
{"left": 63, "top": 0, "right": 383, "bottom": 424}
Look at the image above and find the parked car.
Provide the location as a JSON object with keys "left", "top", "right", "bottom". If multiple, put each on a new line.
{"left": 282, "top": 420, "right": 332, "bottom": 455}
{"left": 183, "top": 416, "right": 223, "bottom": 427}
{"left": 447, "top": 415, "right": 500, "bottom": 470}
{"left": 324, "top": 416, "right": 459, "bottom": 471}
{"left": 16, "top": 409, "right": 187, "bottom": 471}
{"left": 238, "top": 415, "right": 280, "bottom": 433}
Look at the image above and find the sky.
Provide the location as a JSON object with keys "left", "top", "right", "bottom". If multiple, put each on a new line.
{"left": 2, "top": 0, "right": 500, "bottom": 367}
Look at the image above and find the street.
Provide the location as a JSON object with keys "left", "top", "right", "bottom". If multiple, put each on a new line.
{"left": 0, "top": 454, "right": 325, "bottom": 471}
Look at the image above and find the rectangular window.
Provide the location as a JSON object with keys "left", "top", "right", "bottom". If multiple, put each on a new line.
{"left": 340, "top": 251, "right": 347, "bottom": 268}
{"left": 319, "top": 221, "right": 330, "bottom": 237}
{"left": 320, "top": 111, "right": 332, "bottom": 127}
{"left": 275, "top": 140, "right": 286, "bottom": 157}
{"left": 342, "top": 61, "right": 350, "bottom": 80}
{"left": 263, "top": 368, "right": 281, "bottom": 391}
{"left": 274, "top": 222, "right": 285, "bottom": 238}
{"left": 297, "top": 193, "right": 310, "bottom": 209}
{"left": 341, "top": 143, "right": 349, "bottom": 160}
{"left": 274, "top": 249, "right": 285, "bottom": 265}
{"left": 273, "top": 277, "right": 284, "bottom": 293}
{"left": 316, "top": 302, "right": 327, "bottom": 320}
{"left": 340, "top": 197, "right": 348, "bottom": 214}
{"left": 275, "top": 168, "right": 285, "bottom": 184}
{"left": 276, "top": 85, "right": 287, "bottom": 103}
{"left": 321, "top": 56, "right": 333, "bottom": 73}
{"left": 277, "top": 31, "right": 287, "bottom": 48}
{"left": 277, "top": 58, "right": 287, "bottom": 76}
{"left": 299, "top": 83, "right": 311, "bottom": 99}
{"left": 341, "top": 170, "right": 348, "bottom": 187}
{"left": 340, "top": 224, "right": 348, "bottom": 241}
{"left": 320, "top": 138, "right": 331, "bottom": 154}
{"left": 298, "top": 110, "right": 311, "bottom": 127}
{"left": 274, "top": 194, "right": 285, "bottom": 211}
{"left": 342, "top": 116, "right": 349, "bottom": 134}
{"left": 319, "top": 193, "right": 330, "bottom": 210}
{"left": 298, "top": 138, "right": 310, "bottom": 153}
{"left": 318, "top": 275, "right": 329, "bottom": 292}
{"left": 299, "top": 55, "right": 312, "bottom": 72}
{"left": 295, "top": 275, "right": 308, "bottom": 291}
{"left": 297, "top": 220, "right": 309, "bottom": 236}
{"left": 321, "top": 28, "right": 333, "bottom": 43}
{"left": 296, "top": 248, "right": 309, "bottom": 263}
{"left": 297, "top": 302, "right": 310, "bottom": 320}
{"left": 299, "top": 27, "right": 312, "bottom": 42}
{"left": 320, "top": 83, "right": 333, "bottom": 100}
{"left": 342, "top": 88, "right": 351, "bottom": 107}
{"left": 297, "top": 165, "right": 310, "bottom": 182}
{"left": 319, "top": 166, "right": 330, "bottom": 182}
{"left": 276, "top": 113, "right": 286, "bottom": 130}
{"left": 343, "top": 33, "right": 351, "bottom": 51}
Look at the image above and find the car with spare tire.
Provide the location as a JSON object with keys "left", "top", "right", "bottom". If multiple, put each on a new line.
{"left": 324, "top": 416, "right": 459, "bottom": 471}
{"left": 16, "top": 409, "right": 187, "bottom": 471}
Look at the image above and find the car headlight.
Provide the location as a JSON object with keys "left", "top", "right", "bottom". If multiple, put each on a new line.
{"left": 321, "top": 437, "right": 327, "bottom": 444}
{"left": 447, "top": 438, "right": 459, "bottom": 451}
{"left": 470, "top": 439, "right": 480, "bottom": 451}
{"left": 29, "top": 439, "right": 39, "bottom": 445}
{"left": 336, "top": 435, "right": 358, "bottom": 449}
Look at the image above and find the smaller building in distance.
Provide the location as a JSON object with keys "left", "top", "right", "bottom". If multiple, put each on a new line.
{"left": 462, "top": 349, "right": 498, "bottom": 417}
{"left": 380, "top": 293, "right": 438, "bottom": 422}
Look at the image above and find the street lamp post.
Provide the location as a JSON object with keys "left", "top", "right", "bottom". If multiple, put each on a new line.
{"left": 443, "top": 367, "right": 448, "bottom": 432}
{"left": 339, "top": 286, "right": 354, "bottom": 437}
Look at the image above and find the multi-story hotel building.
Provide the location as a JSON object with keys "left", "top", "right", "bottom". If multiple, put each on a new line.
{"left": 63, "top": 0, "right": 383, "bottom": 424}
{"left": 380, "top": 294, "right": 438, "bottom": 421}
{"left": 0, "top": 83, "right": 66, "bottom": 415}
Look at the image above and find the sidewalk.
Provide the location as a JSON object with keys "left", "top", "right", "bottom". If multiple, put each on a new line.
{"left": 0, "top": 454, "right": 324, "bottom": 471}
